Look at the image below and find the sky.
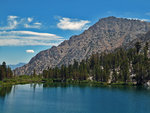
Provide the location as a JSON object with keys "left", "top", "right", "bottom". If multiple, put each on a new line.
{"left": 0, "top": 0, "right": 150, "bottom": 65}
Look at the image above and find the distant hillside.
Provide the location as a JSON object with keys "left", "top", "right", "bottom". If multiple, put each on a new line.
{"left": 15, "top": 16, "right": 150, "bottom": 75}
{"left": 9, "top": 63, "right": 26, "bottom": 70}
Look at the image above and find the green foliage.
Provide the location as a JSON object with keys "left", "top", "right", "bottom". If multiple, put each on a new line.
{"left": 42, "top": 41, "right": 150, "bottom": 86}
{"left": 135, "top": 42, "right": 141, "bottom": 54}
{"left": 144, "top": 42, "right": 149, "bottom": 61}
{"left": 0, "top": 41, "right": 146, "bottom": 86}
{"left": 0, "top": 62, "right": 13, "bottom": 81}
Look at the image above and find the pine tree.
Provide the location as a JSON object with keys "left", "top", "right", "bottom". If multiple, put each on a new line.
{"left": 33, "top": 69, "right": 36, "bottom": 77}
{"left": 112, "top": 69, "right": 118, "bottom": 83}
{"left": 144, "top": 42, "right": 149, "bottom": 61}
{"left": 135, "top": 42, "right": 141, "bottom": 54}
{"left": 6, "top": 66, "right": 13, "bottom": 78}
{"left": 0, "top": 62, "right": 13, "bottom": 80}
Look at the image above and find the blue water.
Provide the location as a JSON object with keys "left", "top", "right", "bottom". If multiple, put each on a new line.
{"left": 0, "top": 84, "right": 150, "bottom": 113}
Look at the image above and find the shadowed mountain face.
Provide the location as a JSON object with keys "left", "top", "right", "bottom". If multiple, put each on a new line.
{"left": 14, "top": 16, "right": 150, "bottom": 75}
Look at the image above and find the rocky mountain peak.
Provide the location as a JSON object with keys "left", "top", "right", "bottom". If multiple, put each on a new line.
{"left": 14, "top": 16, "right": 150, "bottom": 75}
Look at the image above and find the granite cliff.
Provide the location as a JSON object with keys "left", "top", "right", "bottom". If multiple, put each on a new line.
{"left": 14, "top": 16, "right": 150, "bottom": 75}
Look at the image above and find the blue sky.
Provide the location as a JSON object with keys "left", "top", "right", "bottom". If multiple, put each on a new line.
{"left": 0, "top": 0, "right": 150, "bottom": 65}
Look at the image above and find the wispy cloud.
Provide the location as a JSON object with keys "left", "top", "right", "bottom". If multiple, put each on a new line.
{"left": 0, "top": 16, "right": 18, "bottom": 30}
{"left": 145, "top": 12, "right": 150, "bottom": 16}
{"left": 126, "top": 17, "right": 150, "bottom": 22}
{"left": 27, "top": 17, "right": 33, "bottom": 22}
{"left": 26, "top": 50, "right": 34, "bottom": 53}
{"left": 0, "top": 15, "right": 42, "bottom": 30}
{"left": 105, "top": 11, "right": 150, "bottom": 22}
{"left": 8, "top": 16, "right": 18, "bottom": 20}
{"left": 0, "top": 31, "right": 64, "bottom": 46}
{"left": 57, "top": 17, "right": 90, "bottom": 30}
{"left": 24, "top": 22, "right": 42, "bottom": 29}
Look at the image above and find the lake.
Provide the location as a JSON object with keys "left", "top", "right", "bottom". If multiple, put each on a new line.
{"left": 0, "top": 83, "right": 150, "bottom": 113}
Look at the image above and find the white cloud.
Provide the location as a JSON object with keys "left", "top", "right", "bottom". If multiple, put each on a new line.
{"left": 34, "top": 22, "right": 41, "bottom": 25}
{"left": 8, "top": 16, "right": 18, "bottom": 20}
{"left": 0, "top": 31, "right": 64, "bottom": 46}
{"left": 27, "top": 17, "right": 33, "bottom": 22}
{"left": 0, "top": 15, "right": 42, "bottom": 30}
{"left": 0, "top": 15, "right": 18, "bottom": 30}
{"left": 57, "top": 17, "right": 90, "bottom": 30}
{"left": 24, "top": 22, "right": 42, "bottom": 29}
{"left": 26, "top": 50, "right": 34, "bottom": 53}
{"left": 126, "top": 17, "right": 150, "bottom": 22}
{"left": 0, "top": 31, "right": 60, "bottom": 37}
{"left": 140, "top": 19, "right": 150, "bottom": 22}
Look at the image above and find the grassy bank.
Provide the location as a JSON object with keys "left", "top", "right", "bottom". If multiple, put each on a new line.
{"left": 0, "top": 75, "right": 42, "bottom": 86}
{"left": 0, "top": 75, "right": 135, "bottom": 87}
{"left": 42, "top": 79, "right": 135, "bottom": 87}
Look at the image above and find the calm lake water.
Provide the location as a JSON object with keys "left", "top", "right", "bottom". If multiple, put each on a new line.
{"left": 0, "top": 83, "right": 150, "bottom": 113}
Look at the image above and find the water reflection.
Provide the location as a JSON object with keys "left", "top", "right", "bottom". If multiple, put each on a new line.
{"left": 1, "top": 83, "right": 150, "bottom": 98}
{"left": 42, "top": 82, "right": 150, "bottom": 96}
{"left": 0, "top": 86, "right": 12, "bottom": 98}
{"left": 0, "top": 83, "right": 150, "bottom": 113}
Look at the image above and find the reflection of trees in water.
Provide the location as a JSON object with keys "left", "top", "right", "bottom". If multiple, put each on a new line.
{"left": 42, "top": 83, "right": 150, "bottom": 95}
{"left": 43, "top": 83, "right": 69, "bottom": 88}
{"left": 30, "top": 83, "right": 37, "bottom": 92}
{"left": 0, "top": 86, "right": 12, "bottom": 98}
{"left": 30, "top": 83, "right": 42, "bottom": 92}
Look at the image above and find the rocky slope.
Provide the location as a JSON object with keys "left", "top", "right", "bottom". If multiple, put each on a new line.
{"left": 126, "top": 31, "right": 150, "bottom": 48}
{"left": 14, "top": 16, "right": 150, "bottom": 75}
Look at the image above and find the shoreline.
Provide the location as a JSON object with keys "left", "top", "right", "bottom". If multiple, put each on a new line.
{"left": 0, "top": 76, "right": 136, "bottom": 87}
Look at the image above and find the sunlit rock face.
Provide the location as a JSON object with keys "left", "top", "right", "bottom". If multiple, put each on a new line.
{"left": 15, "top": 16, "right": 150, "bottom": 75}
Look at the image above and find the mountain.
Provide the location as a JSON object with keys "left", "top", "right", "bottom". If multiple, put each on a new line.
{"left": 125, "top": 31, "right": 150, "bottom": 49}
{"left": 15, "top": 16, "right": 150, "bottom": 75}
{"left": 9, "top": 63, "right": 26, "bottom": 70}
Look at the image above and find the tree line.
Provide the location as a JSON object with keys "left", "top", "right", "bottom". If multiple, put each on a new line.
{"left": 1, "top": 41, "right": 150, "bottom": 86}
{"left": 0, "top": 62, "right": 13, "bottom": 80}
{"left": 42, "top": 42, "right": 150, "bottom": 85}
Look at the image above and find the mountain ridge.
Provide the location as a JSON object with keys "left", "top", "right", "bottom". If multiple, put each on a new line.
{"left": 9, "top": 63, "right": 26, "bottom": 70}
{"left": 14, "top": 16, "right": 150, "bottom": 75}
